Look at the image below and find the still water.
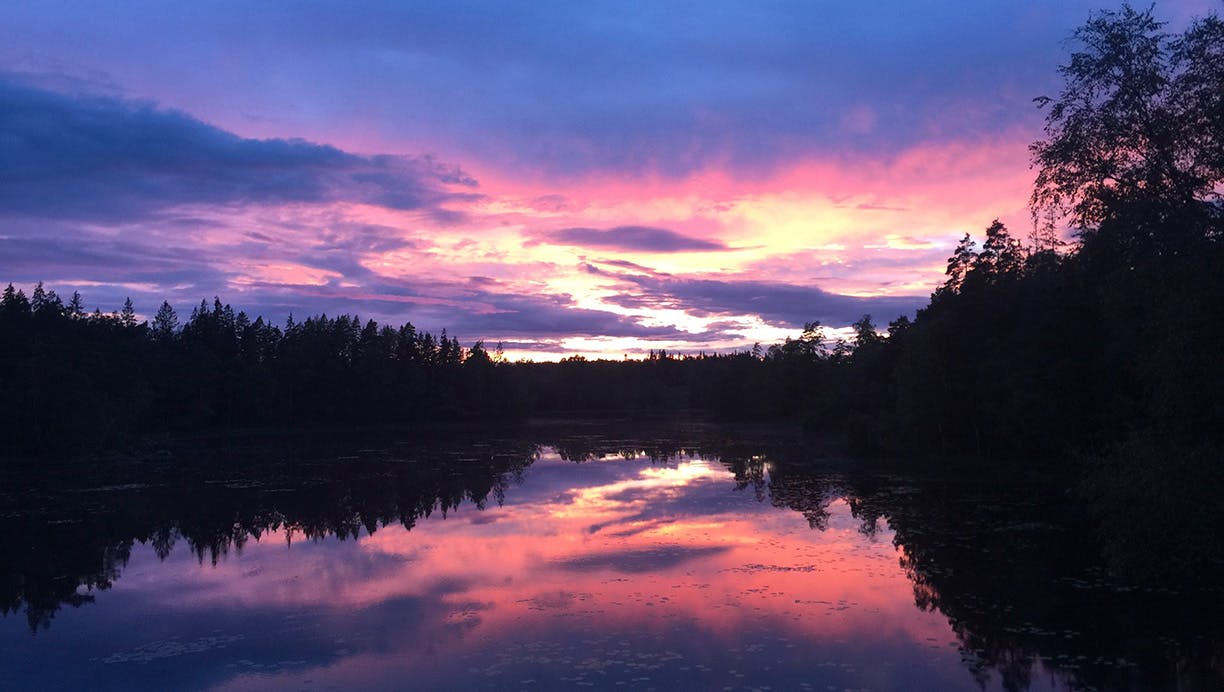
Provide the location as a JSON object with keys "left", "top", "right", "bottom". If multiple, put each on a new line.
{"left": 2, "top": 427, "right": 1220, "bottom": 690}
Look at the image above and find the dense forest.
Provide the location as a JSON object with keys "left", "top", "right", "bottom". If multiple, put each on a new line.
{"left": 1, "top": 7, "right": 1221, "bottom": 573}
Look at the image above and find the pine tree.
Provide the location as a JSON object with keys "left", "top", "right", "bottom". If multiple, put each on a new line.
{"left": 68, "top": 291, "right": 84, "bottom": 319}
{"left": 1, "top": 284, "right": 31, "bottom": 317}
{"left": 30, "top": 282, "right": 47, "bottom": 313}
{"left": 120, "top": 298, "right": 137, "bottom": 328}
{"left": 938, "top": 234, "right": 978, "bottom": 297}
{"left": 152, "top": 301, "right": 178, "bottom": 342}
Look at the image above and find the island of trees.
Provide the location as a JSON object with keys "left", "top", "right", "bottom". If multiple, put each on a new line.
{"left": 1, "top": 6, "right": 1221, "bottom": 579}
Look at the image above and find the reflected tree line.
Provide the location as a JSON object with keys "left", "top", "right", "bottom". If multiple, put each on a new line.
{"left": 4, "top": 428, "right": 1219, "bottom": 689}
{"left": 2, "top": 427, "right": 712, "bottom": 633}
{"left": 546, "top": 435, "right": 1224, "bottom": 691}
{"left": 759, "top": 461, "right": 1224, "bottom": 692}
{"left": 695, "top": 444, "right": 1224, "bottom": 691}
{"left": 1, "top": 432, "right": 538, "bottom": 632}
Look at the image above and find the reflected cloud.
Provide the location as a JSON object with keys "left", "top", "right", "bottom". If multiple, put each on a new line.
{"left": 164, "top": 452, "right": 961, "bottom": 691}
{"left": 148, "top": 453, "right": 946, "bottom": 650}
{"left": 551, "top": 545, "right": 734, "bottom": 573}
{"left": 7, "top": 432, "right": 1207, "bottom": 691}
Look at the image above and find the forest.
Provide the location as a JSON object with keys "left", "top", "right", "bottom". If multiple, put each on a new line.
{"left": 1, "top": 6, "right": 1221, "bottom": 575}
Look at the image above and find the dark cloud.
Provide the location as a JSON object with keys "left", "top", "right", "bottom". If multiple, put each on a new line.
{"left": 383, "top": 290, "right": 699, "bottom": 342}
{"left": 0, "top": 2, "right": 1119, "bottom": 177}
{"left": 488, "top": 340, "right": 563, "bottom": 353}
{"left": 244, "top": 231, "right": 278, "bottom": 243}
{"left": 0, "top": 77, "right": 477, "bottom": 222}
{"left": 315, "top": 223, "right": 419, "bottom": 254}
{"left": 0, "top": 234, "right": 232, "bottom": 290}
{"left": 2, "top": 223, "right": 917, "bottom": 347}
{"left": 1, "top": 221, "right": 710, "bottom": 343}
{"left": 590, "top": 258, "right": 663, "bottom": 274}
{"left": 550, "top": 545, "right": 732, "bottom": 574}
{"left": 533, "top": 226, "right": 727, "bottom": 253}
{"left": 206, "top": 281, "right": 699, "bottom": 343}
{"left": 603, "top": 273, "right": 926, "bottom": 328}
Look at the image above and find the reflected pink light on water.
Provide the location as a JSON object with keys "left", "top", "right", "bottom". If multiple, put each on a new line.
{"left": 127, "top": 454, "right": 954, "bottom": 661}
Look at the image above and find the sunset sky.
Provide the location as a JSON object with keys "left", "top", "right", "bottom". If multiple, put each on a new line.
{"left": 1, "top": 1, "right": 1211, "bottom": 359}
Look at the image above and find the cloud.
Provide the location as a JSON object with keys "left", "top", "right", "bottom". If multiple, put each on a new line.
{"left": 550, "top": 545, "right": 732, "bottom": 573}
{"left": 588, "top": 258, "right": 663, "bottom": 274}
{"left": 530, "top": 226, "right": 727, "bottom": 253}
{"left": 314, "top": 223, "right": 420, "bottom": 255}
{"left": 362, "top": 288, "right": 703, "bottom": 342}
{"left": 1, "top": 219, "right": 722, "bottom": 346}
{"left": 1, "top": 2, "right": 1059, "bottom": 353}
{"left": 602, "top": 273, "right": 926, "bottom": 328}
{"left": 0, "top": 233, "right": 232, "bottom": 289}
{"left": 0, "top": 2, "right": 1115, "bottom": 178}
{"left": 0, "top": 76, "right": 477, "bottom": 223}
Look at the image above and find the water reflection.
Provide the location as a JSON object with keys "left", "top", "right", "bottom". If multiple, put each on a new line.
{"left": 1, "top": 433, "right": 539, "bottom": 630}
{"left": 1, "top": 429, "right": 1221, "bottom": 690}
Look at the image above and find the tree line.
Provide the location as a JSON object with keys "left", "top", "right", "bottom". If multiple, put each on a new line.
{"left": 0, "top": 276, "right": 883, "bottom": 455}
{"left": 0, "top": 287, "right": 531, "bottom": 454}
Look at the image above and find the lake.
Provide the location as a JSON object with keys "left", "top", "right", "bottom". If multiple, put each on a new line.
{"left": 2, "top": 424, "right": 1220, "bottom": 690}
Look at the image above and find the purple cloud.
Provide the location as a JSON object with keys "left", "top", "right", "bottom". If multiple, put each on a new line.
{"left": 602, "top": 272, "right": 925, "bottom": 328}
{"left": 0, "top": 77, "right": 477, "bottom": 223}
{"left": 0, "top": 2, "right": 1145, "bottom": 177}
{"left": 533, "top": 226, "right": 726, "bottom": 253}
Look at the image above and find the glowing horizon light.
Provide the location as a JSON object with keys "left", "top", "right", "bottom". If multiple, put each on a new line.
{"left": 0, "top": 2, "right": 1099, "bottom": 357}
{"left": 94, "top": 449, "right": 976, "bottom": 690}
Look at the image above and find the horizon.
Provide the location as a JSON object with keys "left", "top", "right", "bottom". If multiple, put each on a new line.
{"left": 1, "top": 1, "right": 1212, "bottom": 360}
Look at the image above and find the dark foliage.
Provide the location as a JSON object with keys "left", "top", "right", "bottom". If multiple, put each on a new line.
{"left": 0, "top": 432, "right": 541, "bottom": 632}
{"left": 0, "top": 291, "right": 530, "bottom": 455}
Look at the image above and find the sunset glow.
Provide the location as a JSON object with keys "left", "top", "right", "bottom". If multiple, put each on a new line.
{"left": 105, "top": 451, "right": 968, "bottom": 689}
{"left": 2, "top": 1, "right": 1211, "bottom": 358}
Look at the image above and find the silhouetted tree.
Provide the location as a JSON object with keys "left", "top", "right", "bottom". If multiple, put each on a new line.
{"left": 937, "top": 234, "right": 977, "bottom": 298}
{"left": 152, "top": 301, "right": 178, "bottom": 342}
{"left": 67, "top": 291, "right": 84, "bottom": 319}
{"left": 1, "top": 284, "right": 29, "bottom": 317}
{"left": 1031, "top": 5, "right": 1224, "bottom": 254}
{"left": 976, "top": 220, "right": 1025, "bottom": 281}
{"left": 120, "top": 298, "right": 137, "bottom": 328}
{"left": 851, "top": 315, "right": 882, "bottom": 349}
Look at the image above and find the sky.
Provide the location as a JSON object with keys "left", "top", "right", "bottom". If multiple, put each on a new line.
{"left": 0, "top": 1, "right": 1214, "bottom": 359}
